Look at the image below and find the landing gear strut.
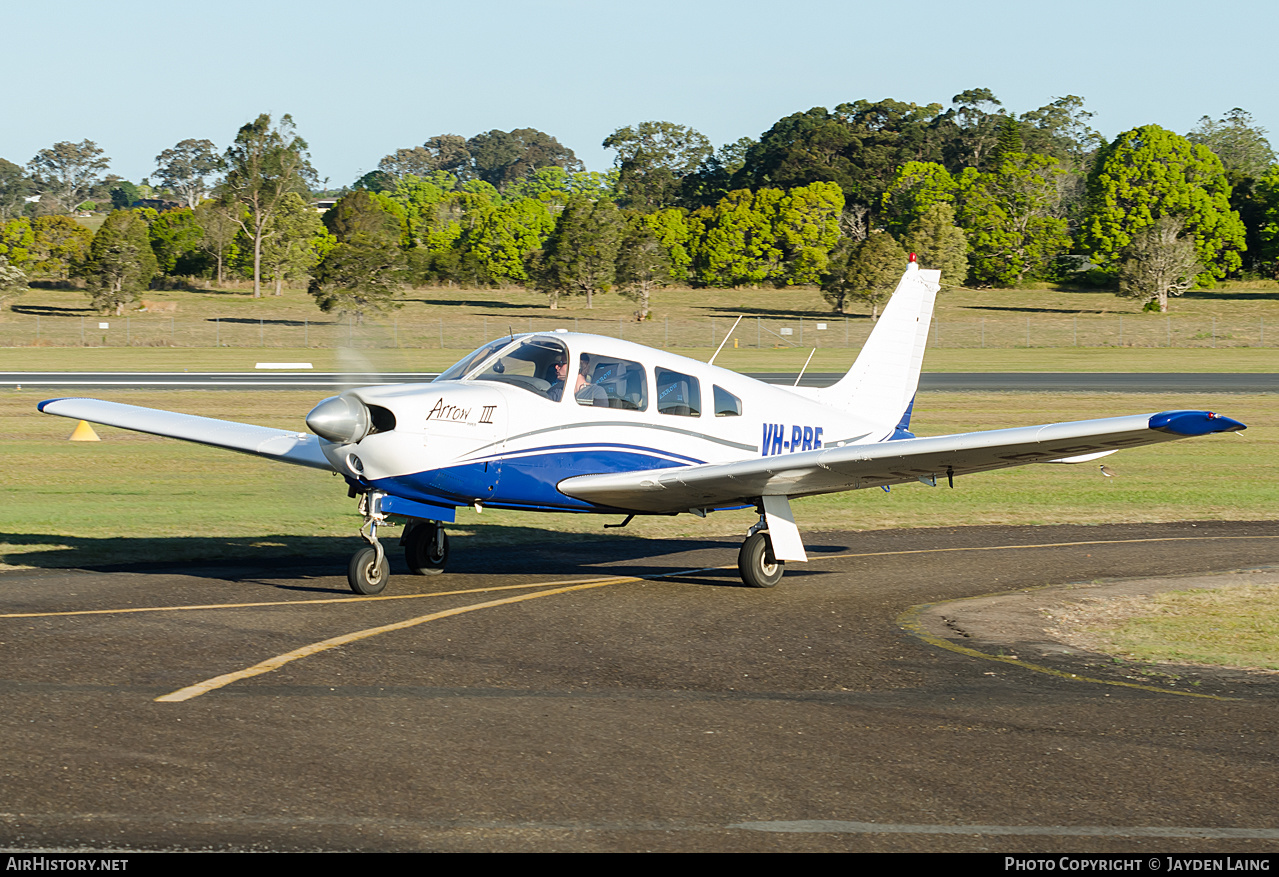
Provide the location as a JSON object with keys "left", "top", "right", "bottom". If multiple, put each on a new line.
{"left": 738, "top": 518, "right": 783, "bottom": 588}
{"left": 403, "top": 520, "right": 449, "bottom": 575}
{"left": 348, "top": 491, "right": 389, "bottom": 595}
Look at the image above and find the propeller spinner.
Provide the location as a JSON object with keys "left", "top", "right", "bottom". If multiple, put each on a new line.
{"left": 306, "top": 394, "right": 371, "bottom": 444}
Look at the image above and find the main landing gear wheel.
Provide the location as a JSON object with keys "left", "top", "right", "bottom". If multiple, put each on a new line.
{"left": 348, "top": 545, "right": 389, "bottom": 595}
{"left": 738, "top": 530, "right": 783, "bottom": 588}
{"left": 404, "top": 522, "right": 449, "bottom": 575}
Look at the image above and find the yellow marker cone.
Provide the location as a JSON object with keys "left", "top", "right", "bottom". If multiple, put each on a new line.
{"left": 69, "top": 420, "right": 100, "bottom": 442}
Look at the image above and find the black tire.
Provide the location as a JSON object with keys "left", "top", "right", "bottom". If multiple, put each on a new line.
{"left": 738, "top": 531, "right": 783, "bottom": 588}
{"left": 348, "top": 545, "right": 389, "bottom": 595}
{"left": 404, "top": 522, "right": 449, "bottom": 575}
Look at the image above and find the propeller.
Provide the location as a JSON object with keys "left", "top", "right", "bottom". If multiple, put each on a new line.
{"left": 305, "top": 318, "right": 406, "bottom": 445}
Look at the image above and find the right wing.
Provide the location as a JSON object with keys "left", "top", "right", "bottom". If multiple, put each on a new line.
{"left": 38, "top": 397, "right": 333, "bottom": 471}
{"left": 558, "top": 410, "right": 1245, "bottom": 513}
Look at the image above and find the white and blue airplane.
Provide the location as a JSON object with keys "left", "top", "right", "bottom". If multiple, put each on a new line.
{"left": 38, "top": 260, "right": 1245, "bottom": 594}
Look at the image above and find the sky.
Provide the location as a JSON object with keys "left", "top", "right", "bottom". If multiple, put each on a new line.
{"left": 5, "top": 0, "right": 1276, "bottom": 186}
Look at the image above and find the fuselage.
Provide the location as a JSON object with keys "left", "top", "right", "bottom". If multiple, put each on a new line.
{"left": 318, "top": 332, "right": 887, "bottom": 514}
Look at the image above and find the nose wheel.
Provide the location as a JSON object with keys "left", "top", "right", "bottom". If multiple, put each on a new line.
{"left": 348, "top": 544, "right": 389, "bottom": 595}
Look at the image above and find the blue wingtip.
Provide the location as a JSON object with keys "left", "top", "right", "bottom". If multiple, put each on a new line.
{"left": 1149, "top": 410, "right": 1246, "bottom": 436}
{"left": 36, "top": 398, "right": 69, "bottom": 413}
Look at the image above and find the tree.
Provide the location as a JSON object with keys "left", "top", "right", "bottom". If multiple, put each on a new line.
{"left": 1081, "top": 125, "right": 1246, "bottom": 281}
{"left": 110, "top": 181, "right": 142, "bottom": 210}
{"left": 535, "top": 196, "right": 623, "bottom": 308}
{"left": 460, "top": 197, "right": 555, "bottom": 286}
{"left": 604, "top": 122, "right": 713, "bottom": 210}
{"left": 900, "top": 202, "right": 968, "bottom": 286}
{"left": 688, "top": 183, "right": 842, "bottom": 287}
{"left": 1253, "top": 164, "right": 1279, "bottom": 276}
{"left": 147, "top": 209, "right": 205, "bottom": 277}
{"left": 1187, "top": 109, "right": 1275, "bottom": 181}
{"left": 466, "top": 128, "right": 583, "bottom": 190}
{"left": 880, "top": 161, "right": 957, "bottom": 234}
{"left": 220, "top": 114, "right": 316, "bottom": 297}
{"left": 374, "top": 136, "right": 472, "bottom": 187}
{"left": 0, "top": 257, "right": 26, "bottom": 312}
{"left": 821, "top": 231, "right": 907, "bottom": 317}
{"left": 154, "top": 139, "right": 223, "bottom": 208}
{"left": 30, "top": 215, "right": 93, "bottom": 279}
{"left": 943, "top": 88, "right": 1005, "bottom": 170}
{"left": 0, "top": 218, "right": 35, "bottom": 269}
{"left": 1018, "top": 95, "right": 1103, "bottom": 165}
{"left": 193, "top": 201, "right": 241, "bottom": 284}
{"left": 615, "top": 213, "right": 671, "bottom": 320}
{"left": 309, "top": 190, "right": 406, "bottom": 322}
{"left": 27, "top": 141, "right": 110, "bottom": 214}
{"left": 955, "top": 153, "right": 1072, "bottom": 285}
{"left": 771, "top": 181, "right": 844, "bottom": 284}
{"left": 736, "top": 100, "right": 945, "bottom": 208}
{"left": 0, "top": 158, "right": 32, "bottom": 221}
{"left": 81, "top": 210, "right": 157, "bottom": 314}
{"left": 1117, "top": 215, "right": 1201, "bottom": 312}
{"left": 689, "top": 188, "right": 783, "bottom": 286}
{"left": 679, "top": 136, "right": 756, "bottom": 208}
{"left": 260, "top": 193, "right": 330, "bottom": 295}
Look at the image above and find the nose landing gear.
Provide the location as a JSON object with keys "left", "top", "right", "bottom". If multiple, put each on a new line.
{"left": 348, "top": 492, "right": 390, "bottom": 595}
{"left": 346, "top": 491, "right": 451, "bottom": 594}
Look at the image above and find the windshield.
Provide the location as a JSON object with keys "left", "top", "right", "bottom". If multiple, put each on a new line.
{"left": 471, "top": 336, "right": 570, "bottom": 400}
{"left": 432, "top": 338, "right": 515, "bottom": 383}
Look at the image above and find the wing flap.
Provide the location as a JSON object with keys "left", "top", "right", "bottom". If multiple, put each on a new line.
{"left": 38, "top": 397, "right": 333, "bottom": 470}
{"left": 558, "top": 410, "right": 1244, "bottom": 513}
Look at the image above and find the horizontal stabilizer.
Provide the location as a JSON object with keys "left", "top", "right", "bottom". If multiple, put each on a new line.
{"left": 38, "top": 398, "right": 333, "bottom": 470}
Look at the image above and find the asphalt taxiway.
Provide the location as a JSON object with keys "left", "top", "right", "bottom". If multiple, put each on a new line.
{"left": 1, "top": 520, "right": 1277, "bottom": 852}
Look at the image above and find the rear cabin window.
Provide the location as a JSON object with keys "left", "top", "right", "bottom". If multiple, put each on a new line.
{"left": 576, "top": 354, "right": 647, "bottom": 411}
{"left": 713, "top": 385, "right": 742, "bottom": 417}
{"left": 656, "top": 368, "right": 701, "bottom": 417}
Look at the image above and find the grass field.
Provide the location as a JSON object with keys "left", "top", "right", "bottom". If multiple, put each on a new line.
{"left": 3, "top": 278, "right": 1278, "bottom": 356}
{"left": 1057, "top": 582, "right": 1279, "bottom": 672}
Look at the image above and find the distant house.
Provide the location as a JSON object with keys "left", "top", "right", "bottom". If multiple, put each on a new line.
{"left": 312, "top": 198, "right": 338, "bottom": 213}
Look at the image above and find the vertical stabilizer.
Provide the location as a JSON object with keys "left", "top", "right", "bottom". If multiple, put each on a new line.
{"left": 812, "top": 262, "right": 941, "bottom": 437}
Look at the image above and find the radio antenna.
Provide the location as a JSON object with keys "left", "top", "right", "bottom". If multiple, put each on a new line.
{"left": 794, "top": 349, "right": 816, "bottom": 386}
{"left": 707, "top": 316, "right": 744, "bottom": 366}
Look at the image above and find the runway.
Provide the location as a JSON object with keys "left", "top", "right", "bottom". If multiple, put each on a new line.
{"left": 1, "top": 520, "right": 1277, "bottom": 852}
{"left": 5, "top": 371, "right": 1279, "bottom": 392}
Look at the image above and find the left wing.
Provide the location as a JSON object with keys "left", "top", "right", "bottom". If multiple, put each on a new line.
{"left": 38, "top": 398, "right": 333, "bottom": 470}
{"left": 558, "top": 410, "right": 1244, "bottom": 513}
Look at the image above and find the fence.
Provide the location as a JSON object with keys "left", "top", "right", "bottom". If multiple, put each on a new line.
{"left": 0, "top": 313, "right": 1270, "bottom": 350}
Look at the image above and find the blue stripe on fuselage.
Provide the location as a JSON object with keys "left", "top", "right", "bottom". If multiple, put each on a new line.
{"left": 370, "top": 446, "right": 695, "bottom": 512}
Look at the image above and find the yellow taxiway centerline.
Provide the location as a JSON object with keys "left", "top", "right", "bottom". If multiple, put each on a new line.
{"left": 154, "top": 572, "right": 711, "bottom": 702}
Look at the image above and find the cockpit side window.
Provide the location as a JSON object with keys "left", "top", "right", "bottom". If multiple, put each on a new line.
{"left": 471, "top": 336, "right": 569, "bottom": 400}
{"left": 656, "top": 368, "right": 701, "bottom": 416}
